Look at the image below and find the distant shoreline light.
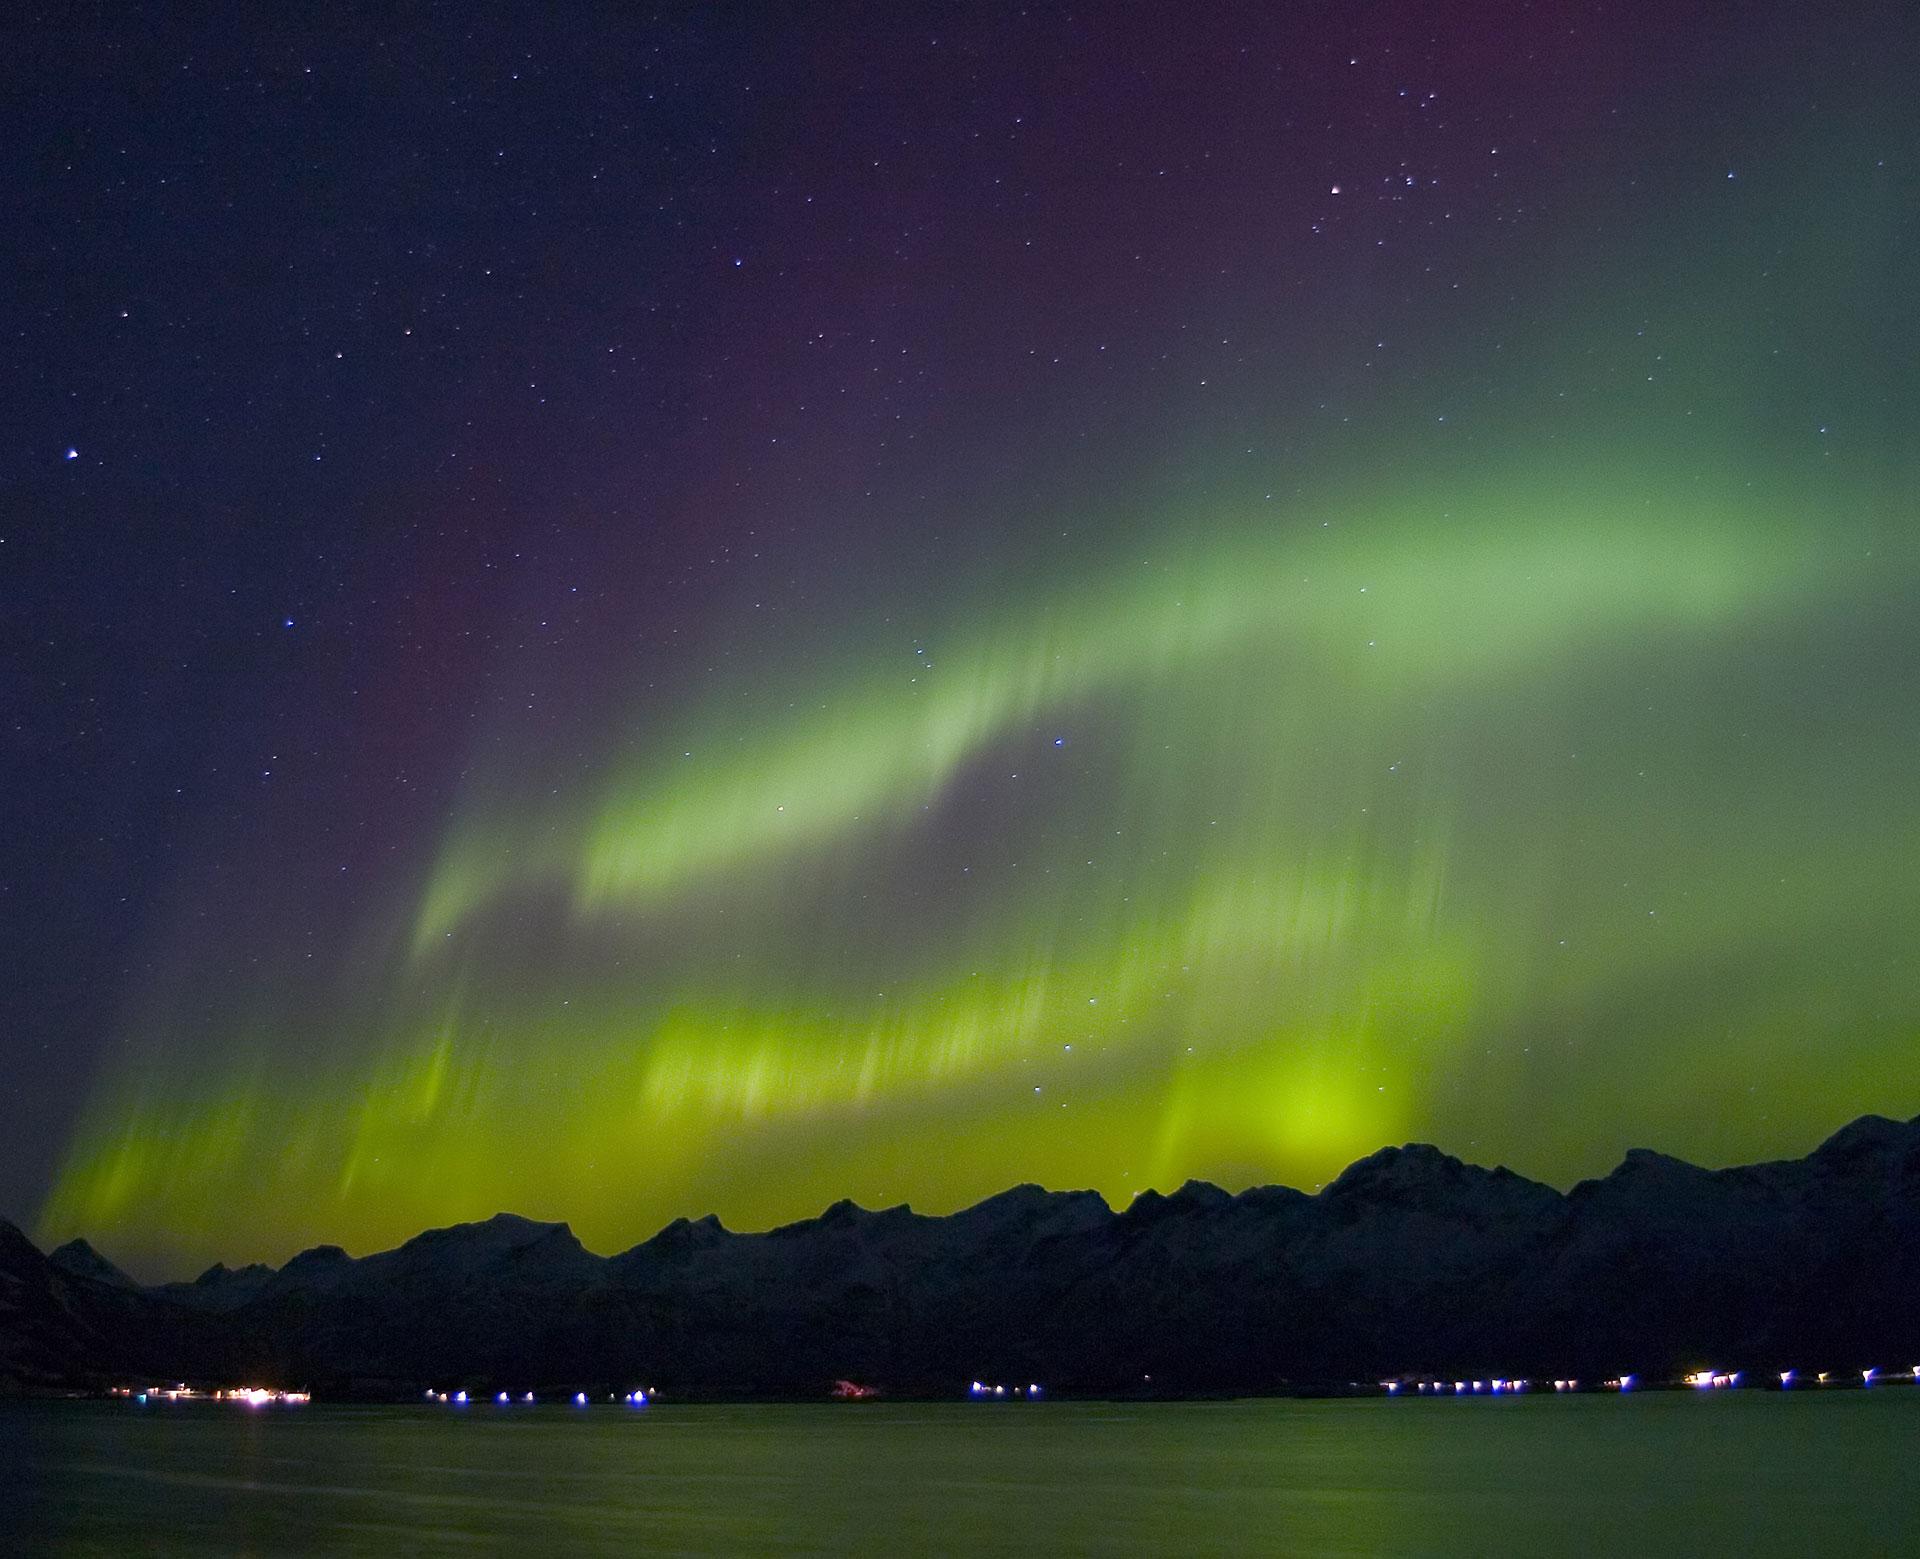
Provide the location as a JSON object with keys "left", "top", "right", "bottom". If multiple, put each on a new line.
{"left": 114, "top": 1384, "right": 309, "bottom": 1405}
{"left": 105, "top": 1367, "right": 1920, "bottom": 1408}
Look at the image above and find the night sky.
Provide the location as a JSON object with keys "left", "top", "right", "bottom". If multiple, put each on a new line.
{"left": 6, "top": 4, "right": 1916, "bottom": 1276}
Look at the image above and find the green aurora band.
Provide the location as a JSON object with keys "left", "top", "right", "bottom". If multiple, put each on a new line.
{"left": 41, "top": 150, "right": 1920, "bottom": 1275}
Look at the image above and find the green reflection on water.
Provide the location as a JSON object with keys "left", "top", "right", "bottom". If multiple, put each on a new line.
{"left": 7, "top": 1393, "right": 1920, "bottom": 1556}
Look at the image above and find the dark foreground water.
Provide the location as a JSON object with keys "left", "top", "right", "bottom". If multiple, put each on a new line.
{"left": 4, "top": 1391, "right": 1918, "bottom": 1556}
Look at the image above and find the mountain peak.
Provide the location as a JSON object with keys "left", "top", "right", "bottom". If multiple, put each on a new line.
{"left": 1617, "top": 1146, "right": 1700, "bottom": 1172}
{"left": 48, "top": 1237, "right": 139, "bottom": 1289}
{"left": 1325, "top": 1141, "right": 1466, "bottom": 1195}
{"left": 1811, "top": 1113, "right": 1916, "bottom": 1169}
{"left": 632, "top": 1211, "right": 731, "bottom": 1260}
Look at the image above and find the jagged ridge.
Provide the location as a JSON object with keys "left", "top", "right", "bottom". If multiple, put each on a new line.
{"left": 5, "top": 1115, "right": 1918, "bottom": 1397}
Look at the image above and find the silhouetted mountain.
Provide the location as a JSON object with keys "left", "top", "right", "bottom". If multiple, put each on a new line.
{"left": 6, "top": 1114, "right": 1919, "bottom": 1397}
{"left": 151, "top": 1260, "right": 279, "bottom": 1313}
{"left": 47, "top": 1238, "right": 139, "bottom": 1290}
{"left": 0, "top": 1222, "right": 227, "bottom": 1393}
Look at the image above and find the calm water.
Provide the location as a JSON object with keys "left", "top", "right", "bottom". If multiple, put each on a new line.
{"left": 4, "top": 1391, "right": 1917, "bottom": 1555}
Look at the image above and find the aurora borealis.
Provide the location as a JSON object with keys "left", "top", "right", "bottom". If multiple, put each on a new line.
{"left": 8, "top": 5, "right": 1917, "bottom": 1274}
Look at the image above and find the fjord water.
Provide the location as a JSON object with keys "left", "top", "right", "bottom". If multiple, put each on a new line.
{"left": 5, "top": 1393, "right": 1917, "bottom": 1555}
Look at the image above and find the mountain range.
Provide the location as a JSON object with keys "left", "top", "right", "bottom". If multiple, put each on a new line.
{"left": 5, "top": 1113, "right": 1918, "bottom": 1398}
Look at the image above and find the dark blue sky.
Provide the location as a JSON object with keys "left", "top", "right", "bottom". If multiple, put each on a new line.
{"left": 5, "top": 3, "right": 1915, "bottom": 1261}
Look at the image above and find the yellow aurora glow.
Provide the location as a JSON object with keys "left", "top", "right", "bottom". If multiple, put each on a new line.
{"left": 44, "top": 446, "right": 1912, "bottom": 1274}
